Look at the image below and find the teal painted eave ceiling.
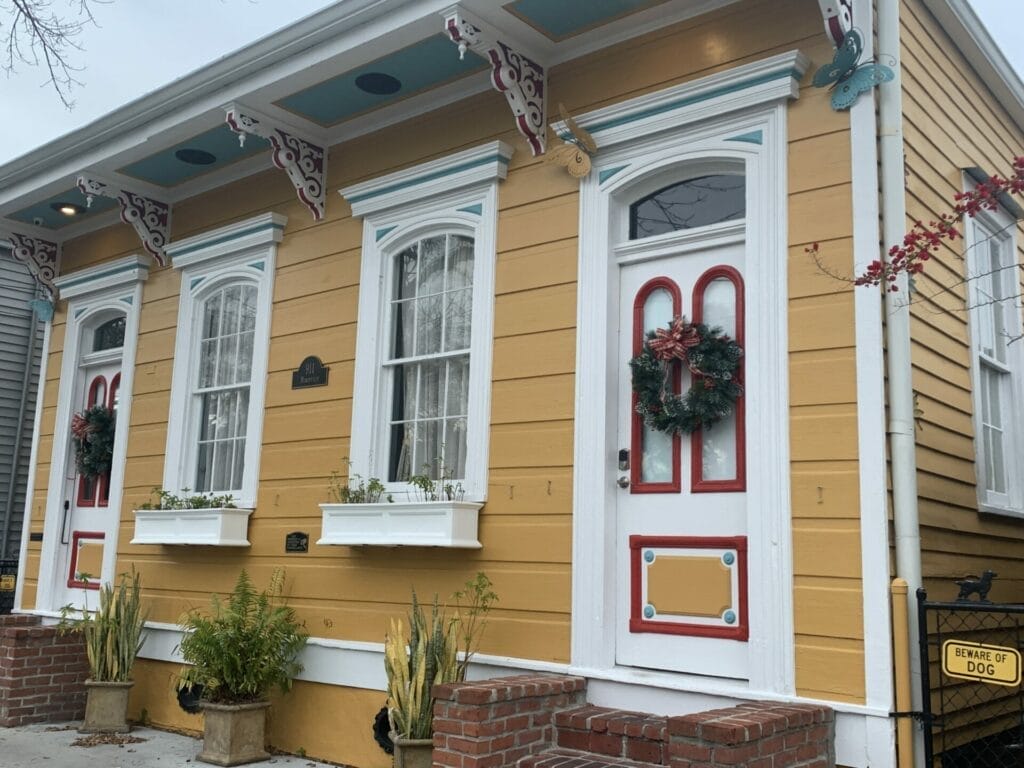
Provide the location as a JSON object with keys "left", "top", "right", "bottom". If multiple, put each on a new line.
{"left": 9, "top": 187, "right": 118, "bottom": 230}
{"left": 277, "top": 35, "right": 487, "bottom": 127}
{"left": 118, "top": 126, "right": 268, "bottom": 188}
{"left": 505, "top": 0, "right": 667, "bottom": 40}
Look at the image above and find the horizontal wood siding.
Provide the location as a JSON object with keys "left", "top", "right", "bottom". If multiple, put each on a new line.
{"left": 19, "top": 0, "right": 866, "bottom": 720}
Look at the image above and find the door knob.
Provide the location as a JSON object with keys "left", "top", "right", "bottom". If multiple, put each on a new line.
{"left": 617, "top": 475, "right": 630, "bottom": 488}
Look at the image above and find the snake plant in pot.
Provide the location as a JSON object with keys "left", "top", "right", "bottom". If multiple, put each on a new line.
{"left": 177, "top": 569, "right": 307, "bottom": 766}
{"left": 60, "top": 569, "right": 148, "bottom": 734}
{"left": 384, "top": 574, "right": 497, "bottom": 768}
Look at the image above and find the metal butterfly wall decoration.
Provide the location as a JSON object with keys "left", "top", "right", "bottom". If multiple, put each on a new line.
{"left": 547, "top": 103, "right": 597, "bottom": 179}
{"left": 813, "top": 29, "right": 894, "bottom": 111}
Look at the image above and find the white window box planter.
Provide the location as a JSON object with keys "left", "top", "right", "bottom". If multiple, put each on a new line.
{"left": 317, "top": 501, "right": 483, "bottom": 548}
{"left": 131, "top": 508, "right": 254, "bottom": 546}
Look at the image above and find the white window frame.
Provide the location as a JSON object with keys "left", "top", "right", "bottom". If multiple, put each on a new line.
{"left": 162, "top": 213, "right": 285, "bottom": 508}
{"left": 340, "top": 141, "right": 512, "bottom": 502}
{"left": 965, "top": 202, "right": 1024, "bottom": 517}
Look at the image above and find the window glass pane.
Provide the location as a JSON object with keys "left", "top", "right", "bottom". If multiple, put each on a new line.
{"left": 643, "top": 288, "right": 673, "bottom": 334}
{"left": 391, "top": 299, "right": 414, "bottom": 359}
{"left": 240, "top": 285, "right": 257, "bottom": 333}
{"left": 217, "top": 335, "right": 238, "bottom": 386}
{"left": 639, "top": 288, "right": 673, "bottom": 484}
{"left": 416, "top": 294, "right": 443, "bottom": 356}
{"left": 702, "top": 278, "right": 737, "bottom": 337}
{"left": 203, "top": 291, "right": 222, "bottom": 339}
{"left": 199, "top": 339, "right": 218, "bottom": 388}
{"left": 702, "top": 415, "right": 738, "bottom": 481}
{"left": 419, "top": 360, "right": 444, "bottom": 420}
{"left": 221, "top": 285, "right": 242, "bottom": 336}
{"left": 444, "top": 288, "right": 472, "bottom": 352}
{"left": 444, "top": 418, "right": 467, "bottom": 480}
{"left": 448, "top": 235, "right": 474, "bottom": 290}
{"left": 446, "top": 357, "right": 470, "bottom": 416}
{"left": 419, "top": 236, "right": 445, "bottom": 295}
{"left": 629, "top": 174, "right": 745, "bottom": 239}
{"left": 92, "top": 317, "right": 125, "bottom": 351}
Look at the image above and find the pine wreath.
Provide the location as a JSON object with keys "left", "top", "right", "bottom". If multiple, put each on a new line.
{"left": 71, "top": 405, "right": 116, "bottom": 479}
{"left": 629, "top": 316, "right": 743, "bottom": 435}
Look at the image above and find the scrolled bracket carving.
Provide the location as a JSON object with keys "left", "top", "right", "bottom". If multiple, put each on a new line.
{"left": 444, "top": 7, "right": 547, "bottom": 156}
{"left": 5, "top": 231, "right": 59, "bottom": 298}
{"left": 76, "top": 175, "right": 170, "bottom": 265}
{"left": 817, "top": 0, "right": 852, "bottom": 47}
{"left": 225, "top": 106, "right": 327, "bottom": 221}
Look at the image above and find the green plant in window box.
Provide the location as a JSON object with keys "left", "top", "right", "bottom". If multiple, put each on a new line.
{"left": 137, "top": 487, "right": 236, "bottom": 510}
{"left": 327, "top": 459, "right": 393, "bottom": 503}
{"left": 407, "top": 464, "right": 464, "bottom": 503}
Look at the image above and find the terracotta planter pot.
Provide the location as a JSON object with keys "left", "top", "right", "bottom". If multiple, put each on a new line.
{"left": 391, "top": 733, "right": 434, "bottom": 768}
{"left": 198, "top": 700, "right": 271, "bottom": 766}
{"left": 80, "top": 680, "right": 134, "bottom": 734}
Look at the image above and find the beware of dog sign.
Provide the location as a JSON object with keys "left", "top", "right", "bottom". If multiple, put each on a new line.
{"left": 942, "top": 639, "right": 1022, "bottom": 687}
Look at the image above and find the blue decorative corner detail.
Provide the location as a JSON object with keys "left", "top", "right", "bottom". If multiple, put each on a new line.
{"left": 74, "top": 307, "right": 87, "bottom": 319}
{"left": 723, "top": 610, "right": 737, "bottom": 625}
{"left": 644, "top": 550, "right": 655, "bottom": 563}
{"left": 722, "top": 552, "right": 736, "bottom": 566}
{"left": 457, "top": 203, "right": 483, "bottom": 216}
{"left": 27, "top": 298, "right": 54, "bottom": 322}
{"left": 726, "top": 130, "right": 763, "bottom": 145}
{"left": 190, "top": 276, "right": 206, "bottom": 291}
{"left": 248, "top": 260, "right": 265, "bottom": 272}
{"left": 376, "top": 226, "right": 398, "bottom": 242}
{"left": 121, "top": 296, "right": 133, "bottom": 305}
{"left": 599, "top": 165, "right": 627, "bottom": 184}
{"left": 643, "top": 604, "right": 656, "bottom": 619}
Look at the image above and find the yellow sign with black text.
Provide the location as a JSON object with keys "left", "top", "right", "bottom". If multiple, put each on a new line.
{"left": 0, "top": 575, "right": 14, "bottom": 591}
{"left": 942, "top": 640, "right": 1022, "bottom": 687}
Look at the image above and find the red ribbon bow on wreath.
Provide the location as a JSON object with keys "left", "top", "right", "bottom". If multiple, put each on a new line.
{"left": 71, "top": 412, "right": 95, "bottom": 440}
{"left": 647, "top": 317, "right": 702, "bottom": 374}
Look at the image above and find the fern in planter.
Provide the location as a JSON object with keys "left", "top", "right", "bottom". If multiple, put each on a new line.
{"left": 177, "top": 569, "right": 308, "bottom": 703}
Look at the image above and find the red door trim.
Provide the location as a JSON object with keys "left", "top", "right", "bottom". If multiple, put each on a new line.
{"left": 630, "top": 276, "right": 682, "bottom": 494}
{"left": 691, "top": 266, "right": 746, "bottom": 493}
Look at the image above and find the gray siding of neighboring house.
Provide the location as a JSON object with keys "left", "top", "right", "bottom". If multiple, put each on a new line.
{"left": 0, "top": 249, "right": 44, "bottom": 570}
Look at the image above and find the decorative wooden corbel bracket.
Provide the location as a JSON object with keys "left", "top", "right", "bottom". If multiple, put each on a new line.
{"left": 76, "top": 175, "right": 170, "bottom": 265}
{"left": 817, "top": 0, "right": 853, "bottom": 47}
{"left": 2, "top": 229, "right": 59, "bottom": 298}
{"left": 225, "top": 105, "right": 327, "bottom": 221}
{"left": 443, "top": 6, "right": 547, "bottom": 156}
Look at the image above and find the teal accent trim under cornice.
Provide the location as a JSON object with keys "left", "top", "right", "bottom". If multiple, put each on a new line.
{"left": 190, "top": 277, "right": 206, "bottom": 291}
{"left": 375, "top": 226, "right": 398, "bottom": 242}
{"left": 170, "top": 223, "right": 285, "bottom": 260}
{"left": 58, "top": 261, "right": 150, "bottom": 291}
{"left": 249, "top": 261, "right": 265, "bottom": 272}
{"left": 588, "top": 68, "right": 800, "bottom": 135}
{"left": 457, "top": 203, "right": 483, "bottom": 216}
{"left": 121, "top": 296, "right": 133, "bottom": 305}
{"left": 347, "top": 155, "right": 510, "bottom": 204}
{"left": 74, "top": 308, "right": 87, "bottom": 319}
{"left": 599, "top": 166, "right": 628, "bottom": 184}
{"left": 726, "top": 130, "right": 763, "bottom": 145}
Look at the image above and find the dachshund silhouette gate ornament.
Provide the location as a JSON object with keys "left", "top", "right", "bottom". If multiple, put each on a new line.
{"left": 917, "top": 577, "right": 1024, "bottom": 767}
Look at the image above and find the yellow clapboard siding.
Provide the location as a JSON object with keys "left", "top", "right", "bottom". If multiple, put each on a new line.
{"left": 794, "top": 585, "right": 863, "bottom": 640}
{"left": 790, "top": 462, "right": 862, "bottom": 520}
{"left": 493, "top": 283, "right": 576, "bottom": 338}
{"left": 789, "top": 349, "right": 857, "bottom": 405}
{"left": 262, "top": 400, "right": 351, "bottom": 445}
{"left": 790, "top": 405, "right": 859, "bottom": 463}
{"left": 789, "top": 294, "right": 855, "bottom": 352}
{"left": 268, "top": 326, "right": 356, "bottom": 373}
{"left": 792, "top": 524, "right": 862, "bottom": 579}
{"left": 274, "top": 249, "right": 361, "bottom": 302}
{"left": 789, "top": 185, "right": 853, "bottom": 245}
{"left": 272, "top": 286, "right": 359, "bottom": 336}
{"left": 496, "top": 195, "right": 580, "bottom": 253}
{"left": 788, "top": 131, "right": 852, "bottom": 194}
{"left": 495, "top": 239, "right": 577, "bottom": 295}
{"left": 484, "top": 467, "right": 574, "bottom": 517}
{"left": 491, "top": 375, "right": 575, "bottom": 425}
{"left": 492, "top": 329, "right": 576, "bottom": 380}
{"left": 264, "top": 367, "right": 353, "bottom": 409}
{"left": 788, "top": 239, "right": 853, "bottom": 299}
{"left": 135, "top": 328, "right": 175, "bottom": 365}
{"left": 490, "top": 421, "right": 574, "bottom": 469}
{"left": 796, "top": 640, "right": 866, "bottom": 701}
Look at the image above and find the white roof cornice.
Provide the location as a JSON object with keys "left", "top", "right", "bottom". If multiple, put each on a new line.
{"left": 924, "top": 0, "right": 1024, "bottom": 134}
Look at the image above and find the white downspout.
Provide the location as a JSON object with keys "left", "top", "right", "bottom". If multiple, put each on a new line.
{"left": 877, "top": 1, "right": 925, "bottom": 766}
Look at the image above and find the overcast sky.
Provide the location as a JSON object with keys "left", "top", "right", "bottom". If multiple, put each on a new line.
{"left": 0, "top": 0, "right": 1020, "bottom": 166}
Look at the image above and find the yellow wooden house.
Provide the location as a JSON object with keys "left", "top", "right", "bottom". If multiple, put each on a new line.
{"left": 3, "top": 0, "right": 1024, "bottom": 766}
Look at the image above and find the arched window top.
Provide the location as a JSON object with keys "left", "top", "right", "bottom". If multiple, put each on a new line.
{"left": 92, "top": 316, "right": 125, "bottom": 351}
{"left": 629, "top": 173, "right": 745, "bottom": 240}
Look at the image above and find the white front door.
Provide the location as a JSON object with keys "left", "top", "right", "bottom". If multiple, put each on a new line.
{"left": 57, "top": 315, "right": 125, "bottom": 610}
{"left": 613, "top": 178, "right": 750, "bottom": 680}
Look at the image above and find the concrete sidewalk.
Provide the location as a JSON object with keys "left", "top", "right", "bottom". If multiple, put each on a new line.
{"left": 0, "top": 723, "right": 339, "bottom": 768}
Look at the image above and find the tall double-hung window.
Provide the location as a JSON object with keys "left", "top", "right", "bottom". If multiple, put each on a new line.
{"left": 967, "top": 204, "right": 1024, "bottom": 515}
{"left": 342, "top": 141, "right": 511, "bottom": 502}
{"left": 162, "top": 213, "right": 285, "bottom": 508}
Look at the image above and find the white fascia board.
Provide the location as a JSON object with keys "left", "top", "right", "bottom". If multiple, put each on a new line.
{"left": 925, "top": 0, "right": 1024, "bottom": 133}
{"left": 52, "top": 253, "right": 150, "bottom": 300}
{"left": 0, "top": 0, "right": 455, "bottom": 207}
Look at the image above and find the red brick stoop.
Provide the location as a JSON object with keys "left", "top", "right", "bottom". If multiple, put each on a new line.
{"left": 432, "top": 675, "right": 835, "bottom": 768}
{"left": 0, "top": 614, "right": 90, "bottom": 727}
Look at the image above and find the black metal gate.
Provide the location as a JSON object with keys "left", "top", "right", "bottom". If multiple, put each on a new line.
{"left": 918, "top": 587, "right": 1024, "bottom": 767}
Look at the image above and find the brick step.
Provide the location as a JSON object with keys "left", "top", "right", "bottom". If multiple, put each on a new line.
{"left": 520, "top": 747, "right": 662, "bottom": 768}
{"left": 554, "top": 706, "right": 668, "bottom": 765}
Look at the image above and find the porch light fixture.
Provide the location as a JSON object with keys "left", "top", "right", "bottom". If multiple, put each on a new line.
{"left": 51, "top": 202, "right": 85, "bottom": 216}
{"left": 175, "top": 148, "right": 217, "bottom": 166}
{"left": 355, "top": 72, "right": 402, "bottom": 95}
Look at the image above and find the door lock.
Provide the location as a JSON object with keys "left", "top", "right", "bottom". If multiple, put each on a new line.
{"left": 618, "top": 448, "right": 630, "bottom": 471}
{"left": 617, "top": 475, "right": 630, "bottom": 489}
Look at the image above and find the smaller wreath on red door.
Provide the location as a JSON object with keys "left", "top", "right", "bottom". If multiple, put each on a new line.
{"left": 629, "top": 316, "right": 743, "bottom": 435}
{"left": 71, "top": 405, "right": 116, "bottom": 478}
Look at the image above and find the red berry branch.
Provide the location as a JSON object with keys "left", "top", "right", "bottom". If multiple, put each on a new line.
{"left": 806, "top": 156, "right": 1024, "bottom": 291}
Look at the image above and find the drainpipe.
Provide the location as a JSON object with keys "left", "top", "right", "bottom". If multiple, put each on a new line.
{"left": 1, "top": 297, "right": 40, "bottom": 561}
{"left": 877, "top": 1, "right": 925, "bottom": 766}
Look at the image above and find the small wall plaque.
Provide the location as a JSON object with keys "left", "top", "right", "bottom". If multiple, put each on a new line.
{"left": 29, "top": 532, "right": 43, "bottom": 542}
{"left": 285, "top": 531, "right": 309, "bottom": 553}
{"left": 292, "top": 356, "right": 329, "bottom": 389}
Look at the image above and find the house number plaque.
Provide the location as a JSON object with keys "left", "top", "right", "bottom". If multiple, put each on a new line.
{"left": 285, "top": 531, "right": 309, "bottom": 553}
{"left": 291, "top": 356, "right": 329, "bottom": 389}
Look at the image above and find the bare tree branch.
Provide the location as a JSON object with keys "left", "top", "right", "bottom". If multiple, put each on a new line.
{"left": 1, "top": 0, "right": 106, "bottom": 108}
